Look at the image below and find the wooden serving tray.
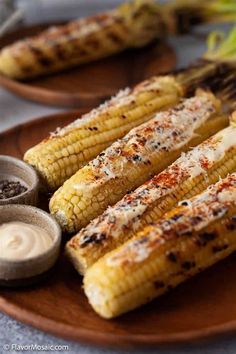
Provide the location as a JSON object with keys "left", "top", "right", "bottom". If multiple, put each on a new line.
{"left": 0, "top": 24, "right": 176, "bottom": 108}
{"left": 1, "top": 110, "right": 236, "bottom": 347}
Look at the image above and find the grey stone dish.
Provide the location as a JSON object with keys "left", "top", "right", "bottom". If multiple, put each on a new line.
{"left": 0, "top": 204, "right": 61, "bottom": 285}
{"left": 0, "top": 155, "right": 39, "bottom": 206}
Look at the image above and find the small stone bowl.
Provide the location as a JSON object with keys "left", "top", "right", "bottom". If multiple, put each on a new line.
{"left": 0, "top": 155, "right": 39, "bottom": 206}
{"left": 0, "top": 205, "right": 61, "bottom": 286}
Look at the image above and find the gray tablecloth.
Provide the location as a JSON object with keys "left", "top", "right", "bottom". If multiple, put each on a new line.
{"left": 0, "top": 1, "right": 235, "bottom": 352}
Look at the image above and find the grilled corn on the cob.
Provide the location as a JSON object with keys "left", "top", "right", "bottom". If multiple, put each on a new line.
{"left": 84, "top": 173, "right": 236, "bottom": 318}
{"left": 67, "top": 120, "right": 236, "bottom": 274}
{"left": 24, "top": 76, "right": 182, "bottom": 190}
{"left": 50, "top": 90, "right": 228, "bottom": 233}
{"left": 0, "top": 0, "right": 163, "bottom": 80}
{"left": 23, "top": 25, "right": 236, "bottom": 191}
{"left": 1, "top": 0, "right": 236, "bottom": 80}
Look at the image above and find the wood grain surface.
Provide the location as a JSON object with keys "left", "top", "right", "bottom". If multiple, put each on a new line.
{"left": 0, "top": 111, "right": 236, "bottom": 347}
{"left": 0, "top": 24, "right": 176, "bottom": 108}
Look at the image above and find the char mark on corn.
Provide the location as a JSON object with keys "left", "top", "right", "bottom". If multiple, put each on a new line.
{"left": 0, "top": 0, "right": 163, "bottom": 80}
{"left": 84, "top": 173, "right": 236, "bottom": 318}
{"left": 24, "top": 76, "right": 182, "bottom": 190}
{"left": 50, "top": 90, "right": 227, "bottom": 233}
{"left": 66, "top": 121, "right": 236, "bottom": 274}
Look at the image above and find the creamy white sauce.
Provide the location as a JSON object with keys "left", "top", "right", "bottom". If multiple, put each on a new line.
{"left": 217, "top": 188, "right": 236, "bottom": 203}
{"left": 87, "top": 94, "right": 216, "bottom": 183}
{"left": 77, "top": 124, "right": 236, "bottom": 248}
{"left": 107, "top": 174, "right": 236, "bottom": 266}
{"left": 0, "top": 222, "right": 52, "bottom": 260}
{"left": 75, "top": 94, "right": 222, "bottom": 245}
{"left": 179, "top": 125, "right": 236, "bottom": 178}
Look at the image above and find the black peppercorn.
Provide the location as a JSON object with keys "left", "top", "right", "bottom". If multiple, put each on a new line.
{"left": 0, "top": 180, "right": 27, "bottom": 200}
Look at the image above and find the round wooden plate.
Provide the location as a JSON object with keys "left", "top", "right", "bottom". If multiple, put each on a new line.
{"left": 0, "top": 24, "right": 176, "bottom": 108}
{"left": 1, "top": 110, "right": 236, "bottom": 348}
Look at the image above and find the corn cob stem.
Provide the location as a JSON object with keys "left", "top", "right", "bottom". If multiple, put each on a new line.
{"left": 178, "top": 25, "right": 236, "bottom": 96}
{"left": 84, "top": 174, "right": 236, "bottom": 318}
{"left": 50, "top": 90, "right": 227, "bottom": 233}
{"left": 67, "top": 122, "right": 236, "bottom": 275}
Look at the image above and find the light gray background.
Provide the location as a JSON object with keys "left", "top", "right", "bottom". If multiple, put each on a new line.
{"left": 0, "top": 1, "right": 235, "bottom": 353}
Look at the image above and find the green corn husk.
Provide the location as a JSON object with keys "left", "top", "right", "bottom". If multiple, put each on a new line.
{"left": 162, "top": 0, "right": 236, "bottom": 34}
{"left": 204, "top": 26, "right": 236, "bottom": 62}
